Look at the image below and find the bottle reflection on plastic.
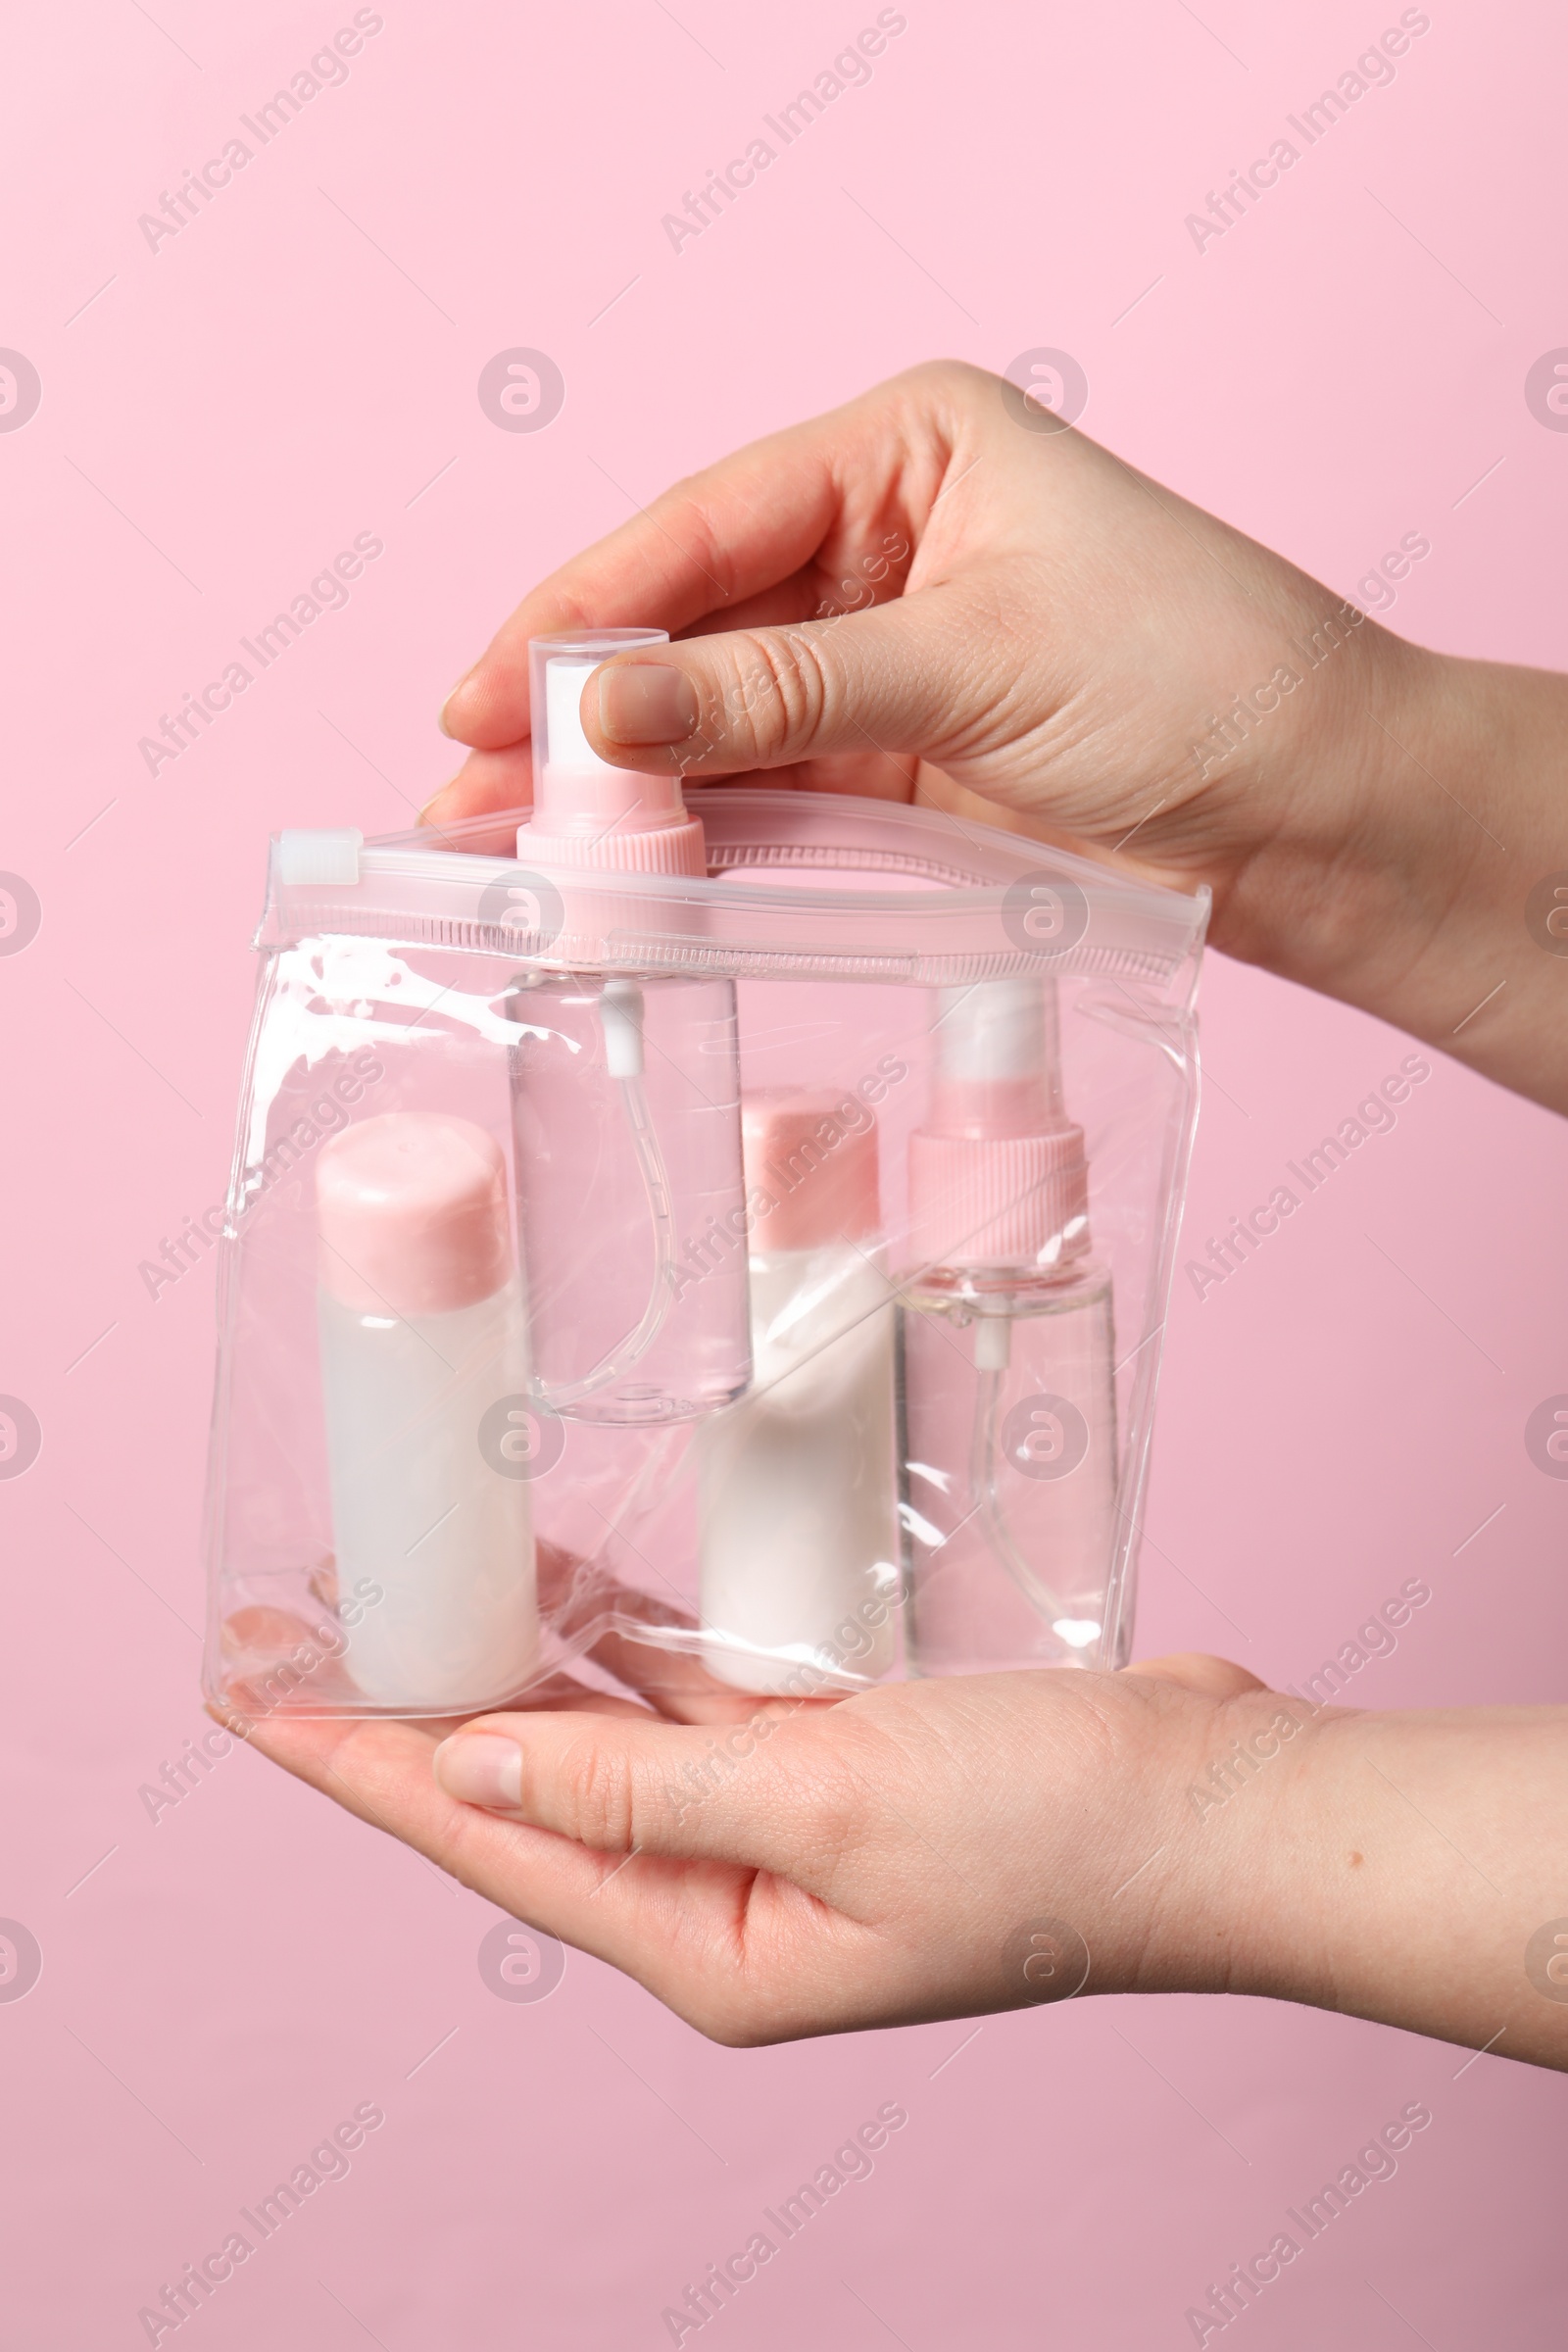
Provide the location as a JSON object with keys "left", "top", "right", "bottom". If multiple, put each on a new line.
{"left": 699, "top": 1091, "right": 899, "bottom": 1692}
{"left": 506, "top": 629, "right": 751, "bottom": 1425}
{"left": 897, "top": 979, "right": 1117, "bottom": 1673}
{"left": 315, "top": 1112, "right": 539, "bottom": 1709}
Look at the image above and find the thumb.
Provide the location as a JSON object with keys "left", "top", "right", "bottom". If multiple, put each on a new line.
{"left": 585, "top": 593, "right": 972, "bottom": 780}
{"left": 1121, "top": 1653, "right": 1270, "bottom": 1699}
{"left": 433, "top": 1705, "right": 858, "bottom": 1882}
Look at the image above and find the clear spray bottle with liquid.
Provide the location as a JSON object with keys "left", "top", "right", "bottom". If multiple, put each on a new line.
{"left": 897, "top": 978, "right": 1118, "bottom": 1673}
{"left": 505, "top": 629, "right": 751, "bottom": 1425}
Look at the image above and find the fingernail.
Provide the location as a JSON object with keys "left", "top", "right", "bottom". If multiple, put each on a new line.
{"left": 438, "top": 670, "right": 475, "bottom": 739}
{"left": 597, "top": 662, "right": 700, "bottom": 747}
{"left": 417, "top": 778, "right": 462, "bottom": 821}
{"left": 433, "top": 1733, "right": 522, "bottom": 1809}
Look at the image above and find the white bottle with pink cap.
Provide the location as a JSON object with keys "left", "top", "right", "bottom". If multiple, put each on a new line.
{"left": 315, "top": 1112, "right": 539, "bottom": 1710}
{"left": 898, "top": 978, "right": 1117, "bottom": 1673}
{"left": 698, "top": 1090, "right": 899, "bottom": 1692}
{"left": 506, "top": 629, "right": 751, "bottom": 1425}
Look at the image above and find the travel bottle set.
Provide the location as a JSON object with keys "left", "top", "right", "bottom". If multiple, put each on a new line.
{"left": 203, "top": 630, "right": 1206, "bottom": 1718}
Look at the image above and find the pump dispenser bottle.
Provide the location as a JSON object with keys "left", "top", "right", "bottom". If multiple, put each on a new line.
{"left": 699, "top": 1092, "right": 899, "bottom": 1692}
{"left": 315, "top": 1112, "right": 539, "bottom": 1709}
{"left": 507, "top": 629, "right": 750, "bottom": 1424}
{"left": 897, "top": 979, "right": 1117, "bottom": 1673}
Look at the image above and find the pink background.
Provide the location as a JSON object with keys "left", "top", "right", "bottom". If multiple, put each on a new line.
{"left": 3, "top": 0, "right": 1566, "bottom": 2342}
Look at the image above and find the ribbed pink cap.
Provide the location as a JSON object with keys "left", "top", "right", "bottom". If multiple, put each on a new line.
{"left": 317, "top": 1113, "right": 512, "bottom": 1316}
{"left": 742, "top": 1091, "right": 881, "bottom": 1251}
{"left": 519, "top": 807, "right": 707, "bottom": 876}
{"left": 906, "top": 1125, "right": 1089, "bottom": 1271}
{"left": 908, "top": 978, "right": 1090, "bottom": 1271}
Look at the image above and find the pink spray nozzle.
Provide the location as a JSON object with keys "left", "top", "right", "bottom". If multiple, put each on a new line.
{"left": 908, "top": 979, "right": 1090, "bottom": 1274}
{"left": 924, "top": 974, "right": 1064, "bottom": 1135}
{"left": 520, "top": 628, "right": 707, "bottom": 877}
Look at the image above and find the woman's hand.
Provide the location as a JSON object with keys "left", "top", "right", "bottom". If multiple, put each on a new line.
{"left": 217, "top": 1641, "right": 1568, "bottom": 2068}
{"left": 432, "top": 362, "right": 1402, "bottom": 925}
{"left": 222, "top": 1647, "right": 1270, "bottom": 2041}
{"left": 429, "top": 360, "right": 1568, "bottom": 1112}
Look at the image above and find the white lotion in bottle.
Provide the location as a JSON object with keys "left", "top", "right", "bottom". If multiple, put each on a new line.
{"left": 316, "top": 1111, "right": 538, "bottom": 1710}
{"left": 698, "top": 1091, "right": 899, "bottom": 1693}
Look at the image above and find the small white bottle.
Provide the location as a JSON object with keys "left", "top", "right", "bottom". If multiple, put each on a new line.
{"left": 699, "top": 1092, "right": 900, "bottom": 1693}
{"left": 316, "top": 1112, "right": 539, "bottom": 1710}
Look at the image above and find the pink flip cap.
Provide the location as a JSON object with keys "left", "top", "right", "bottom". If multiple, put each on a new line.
{"left": 316, "top": 1113, "right": 513, "bottom": 1316}
{"left": 742, "top": 1090, "right": 881, "bottom": 1251}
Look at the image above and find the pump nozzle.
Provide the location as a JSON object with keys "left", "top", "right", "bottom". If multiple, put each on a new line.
{"left": 521, "top": 628, "right": 707, "bottom": 877}
{"left": 908, "top": 976, "right": 1089, "bottom": 1274}
{"left": 928, "top": 977, "right": 1066, "bottom": 1137}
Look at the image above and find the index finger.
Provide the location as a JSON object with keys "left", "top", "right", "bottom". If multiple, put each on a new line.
{"left": 439, "top": 377, "right": 928, "bottom": 752}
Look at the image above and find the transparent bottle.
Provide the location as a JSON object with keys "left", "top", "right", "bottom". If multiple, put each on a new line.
{"left": 897, "top": 979, "right": 1117, "bottom": 1673}
{"left": 507, "top": 629, "right": 750, "bottom": 1425}
{"left": 698, "top": 1092, "right": 899, "bottom": 1691}
{"left": 509, "top": 971, "right": 751, "bottom": 1423}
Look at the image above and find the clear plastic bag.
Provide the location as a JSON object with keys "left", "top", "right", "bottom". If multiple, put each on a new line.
{"left": 202, "top": 785, "right": 1205, "bottom": 1719}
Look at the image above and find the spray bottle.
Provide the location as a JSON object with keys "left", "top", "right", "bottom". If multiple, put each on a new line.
{"left": 897, "top": 978, "right": 1117, "bottom": 1672}
{"left": 506, "top": 629, "right": 751, "bottom": 1424}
